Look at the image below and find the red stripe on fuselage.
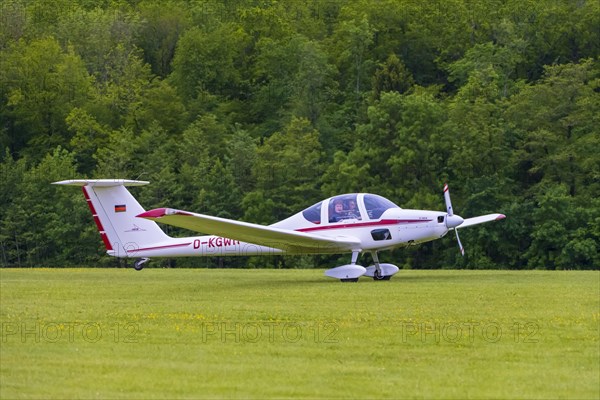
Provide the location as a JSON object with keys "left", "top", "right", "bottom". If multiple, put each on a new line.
{"left": 296, "top": 219, "right": 431, "bottom": 233}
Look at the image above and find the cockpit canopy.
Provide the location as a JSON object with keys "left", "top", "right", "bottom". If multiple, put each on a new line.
{"left": 301, "top": 194, "right": 399, "bottom": 225}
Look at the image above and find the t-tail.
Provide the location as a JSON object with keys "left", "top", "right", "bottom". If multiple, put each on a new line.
{"left": 52, "top": 179, "right": 170, "bottom": 258}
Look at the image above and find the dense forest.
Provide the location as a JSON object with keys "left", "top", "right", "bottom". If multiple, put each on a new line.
{"left": 0, "top": 0, "right": 598, "bottom": 269}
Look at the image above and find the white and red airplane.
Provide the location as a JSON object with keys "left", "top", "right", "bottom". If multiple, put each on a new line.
{"left": 54, "top": 179, "right": 505, "bottom": 281}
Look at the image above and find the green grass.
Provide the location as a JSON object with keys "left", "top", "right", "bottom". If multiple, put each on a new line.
{"left": 1, "top": 268, "right": 598, "bottom": 399}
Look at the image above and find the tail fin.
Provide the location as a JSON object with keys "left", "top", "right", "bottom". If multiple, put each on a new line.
{"left": 53, "top": 179, "right": 169, "bottom": 257}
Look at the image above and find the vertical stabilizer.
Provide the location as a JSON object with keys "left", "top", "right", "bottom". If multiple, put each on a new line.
{"left": 53, "top": 180, "right": 169, "bottom": 257}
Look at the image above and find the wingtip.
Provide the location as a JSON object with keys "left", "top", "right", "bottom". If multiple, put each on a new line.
{"left": 137, "top": 208, "right": 168, "bottom": 219}
{"left": 137, "top": 208, "right": 193, "bottom": 219}
{"left": 496, "top": 214, "right": 506, "bottom": 220}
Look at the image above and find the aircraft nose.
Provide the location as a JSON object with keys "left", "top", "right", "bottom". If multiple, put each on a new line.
{"left": 446, "top": 214, "right": 464, "bottom": 229}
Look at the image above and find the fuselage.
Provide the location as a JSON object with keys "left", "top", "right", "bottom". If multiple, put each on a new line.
{"left": 125, "top": 194, "right": 449, "bottom": 259}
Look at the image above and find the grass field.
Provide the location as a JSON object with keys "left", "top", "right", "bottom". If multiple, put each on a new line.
{"left": 1, "top": 268, "right": 598, "bottom": 399}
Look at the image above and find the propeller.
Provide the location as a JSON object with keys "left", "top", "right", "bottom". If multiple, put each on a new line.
{"left": 443, "top": 183, "right": 465, "bottom": 256}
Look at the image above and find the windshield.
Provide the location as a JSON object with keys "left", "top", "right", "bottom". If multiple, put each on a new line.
{"left": 364, "top": 194, "right": 399, "bottom": 220}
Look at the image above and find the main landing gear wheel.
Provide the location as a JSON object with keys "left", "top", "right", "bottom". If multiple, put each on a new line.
{"left": 373, "top": 270, "right": 392, "bottom": 281}
{"left": 364, "top": 252, "right": 399, "bottom": 281}
{"left": 133, "top": 258, "right": 150, "bottom": 271}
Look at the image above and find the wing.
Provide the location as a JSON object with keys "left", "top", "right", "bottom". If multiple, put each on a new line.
{"left": 457, "top": 213, "right": 506, "bottom": 229}
{"left": 137, "top": 208, "right": 361, "bottom": 254}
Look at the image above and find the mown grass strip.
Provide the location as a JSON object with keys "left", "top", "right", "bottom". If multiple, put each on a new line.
{"left": 1, "top": 269, "right": 598, "bottom": 399}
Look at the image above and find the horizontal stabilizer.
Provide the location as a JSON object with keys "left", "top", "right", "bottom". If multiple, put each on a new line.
{"left": 52, "top": 179, "right": 149, "bottom": 187}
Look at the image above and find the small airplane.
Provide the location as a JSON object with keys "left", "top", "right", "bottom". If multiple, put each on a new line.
{"left": 53, "top": 179, "right": 505, "bottom": 281}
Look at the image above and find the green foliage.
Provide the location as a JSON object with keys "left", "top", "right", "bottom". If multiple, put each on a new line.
{"left": 0, "top": 37, "right": 94, "bottom": 156}
{"left": 525, "top": 185, "right": 599, "bottom": 269}
{"left": 1, "top": 147, "right": 98, "bottom": 266}
{"left": 372, "top": 54, "right": 415, "bottom": 99}
{"left": 0, "top": 0, "right": 598, "bottom": 269}
{"left": 136, "top": 1, "right": 191, "bottom": 77}
{"left": 507, "top": 59, "right": 599, "bottom": 198}
{"left": 170, "top": 23, "right": 250, "bottom": 105}
{"left": 244, "top": 117, "right": 323, "bottom": 224}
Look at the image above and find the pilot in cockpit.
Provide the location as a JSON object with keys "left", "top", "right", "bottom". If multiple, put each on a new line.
{"left": 330, "top": 199, "right": 345, "bottom": 222}
{"left": 330, "top": 198, "right": 361, "bottom": 222}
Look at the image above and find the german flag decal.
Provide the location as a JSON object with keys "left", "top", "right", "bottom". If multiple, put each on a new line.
{"left": 114, "top": 204, "right": 126, "bottom": 213}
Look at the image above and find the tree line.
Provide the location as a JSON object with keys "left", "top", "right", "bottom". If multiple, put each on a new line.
{"left": 0, "top": 0, "right": 598, "bottom": 269}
